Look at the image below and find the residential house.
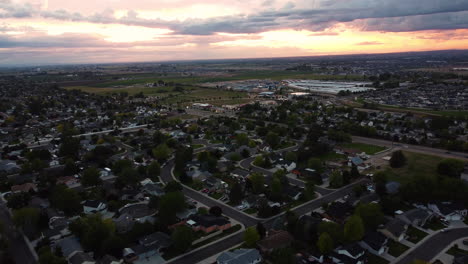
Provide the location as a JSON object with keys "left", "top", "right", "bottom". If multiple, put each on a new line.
{"left": 0, "top": 160, "right": 20, "bottom": 175}
{"left": 285, "top": 186, "right": 303, "bottom": 201}
{"left": 231, "top": 168, "right": 250, "bottom": 179}
{"left": 54, "top": 236, "right": 83, "bottom": 259}
{"left": 333, "top": 243, "right": 365, "bottom": 264}
{"left": 98, "top": 255, "right": 122, "bottom": 264}
{"left": 187, "top": 169, "right": 212, "bottom": 181}
{"left": 381, "top": 218, "right": 408, "bottom": 241}
{"left": 217, "top": 248, "right": 262, "bottom": 264}
{"left": 56, "top": 176, "right": 80, "bottom": 188}
{"left": 398, "top": 208, "right": 433, "bottom": 227}
{"left": 11, "top": 182, "right": 37, "bottom": 193}
{"left": 296, "top": 214, "right": 321, "bottom": 242}
{"left": 359, "top": 231, "right": 388, "bottom": 255}
{"left": 83, "top": 200, "right": 107, "bottom": 215}
{"left": 324, "top": 202, "right": 354, "bottom": 224}
{"left": 275, "top": 159, "right": 296, "bottom": 172}
{"left": 187, "top": 214, "right": 231, "bottom": 233}
{"left": 205, "top": 177, "right": 223, "bottom": 190}
{"left": 118, "top": 203, "right": 157, "bottom": 223}
{"left": 141, "top": 183, "right": 165, "bottom": 197}
{"left": 69, "top": 251, "right": 95, "bottom": 264}
{"left": 123, "top": 232, "right": 172, "bottom": 263}
{"left": 257, "top": 230, "right": 293, "bottom": 254}
{"left": 428, "top": 202, "right": 468, "bottom": 221}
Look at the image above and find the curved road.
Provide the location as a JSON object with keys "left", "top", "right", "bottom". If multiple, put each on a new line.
{"left": 160, "top": 143, "right": 368, "bottom": 264}
{"left": 395, "top": 228, "right": 468, "bottom": 264}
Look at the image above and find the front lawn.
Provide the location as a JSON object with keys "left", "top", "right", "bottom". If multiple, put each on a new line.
{"left": 244, "top": 208, "right": 257, "bottom": 215}
{"left": 446, "top": 245, "right": 468, "bottom": 256}
{"left": 209, "top": 192, "right": 223, "bottom": 200}
{"left": 388, "top": 239, "right": 409, "bottom": 257}
{"left": 406, "top": 226, "right": 428, "bottom": 244}
{"left": 191, "top": 144, "right": 204, "bottom": 149}
{"left": 341, "top": 142, "right": 387, "bottom": 155}
{"left": 423, "top": 217, "right": 446, "bottom": 231}
{"left": 366, "top": 253, "right": 389, "bottom": 264}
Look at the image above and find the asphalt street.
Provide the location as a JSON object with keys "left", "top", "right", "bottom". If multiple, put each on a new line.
{"left": 352, "top": 136, "right": 468, "bottom": 161}
{"left": 395, "top": 228, "right": 468, "bottom": 264}
{"left": 0, "top": 201, "right": 37, "bottom": 264}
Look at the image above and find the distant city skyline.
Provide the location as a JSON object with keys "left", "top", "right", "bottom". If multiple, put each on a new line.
{"left": 1, "top": 0, "right": 467, "bottom": 65}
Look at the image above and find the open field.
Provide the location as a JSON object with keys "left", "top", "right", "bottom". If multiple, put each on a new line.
{"left": 65, "top": 85, "right": 250, "bottom": 105}
{"left": 378, "top": 104, "right": 468, "bottom": 118}
{"left": 63, "top": 71, "right": 367, "bottom": 89}
{"left": 348, "top": 98, "right": 468, "bottom": 118}
{"left": 65, "top": 85, "right": 184, "bottom": 95}
{"left": 341, "top": 142, "right": 387, "bottom": 155}
{"left": 381, "top": 152, "right": 443, "bottom": 184}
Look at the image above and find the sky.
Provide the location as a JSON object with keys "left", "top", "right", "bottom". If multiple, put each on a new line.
{"left": 0, "top": 0, "right": 467, "bottom": 65}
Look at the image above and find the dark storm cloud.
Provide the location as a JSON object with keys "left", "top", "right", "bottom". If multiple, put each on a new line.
{"left": 1, "top": 0, "right": 468, "bottom": 34}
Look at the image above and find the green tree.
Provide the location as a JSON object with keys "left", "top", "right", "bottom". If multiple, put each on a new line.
{"left": 235, "top": 133, "right": 249, "bottom": 146}
{"left": 249, "top": 172, "right": 265, "bottom": 194}
{"left": 82, "top": 167, "right": 101, "bottom": 186}
{"left": 270, "top": 177, "right": 283, "bottom": 201}
{"left": 344, "top": 215, "right": 365, "bottom": 242}
{"left": 350, "top": 164, "right": 360, "bottom": 179}
{"left": 285, "top": 152, "right": 297, "bottom": 162}
{"left": 355, "top": 203, "right": 384, "bottom": 230}
{"left": 307, "top": 158, "right": 324, "bottom": 173}
{"left": 243, "top": 227, "right": 260, "bottom": 247}
{"left": 159, "top": 192, "right": 186, "bottom": 225}
{"left": 390, "top": 150, "right": 406, "bottom": 168}
{"left": 7, "top": 192, "right": 31, "bottom": 209}
{"left": 229, "top": 182, "right": 244, "bottom": 205}
{"left": 69, "top": 214, "right": 116, "bottom": 256}
{"left": 147, "top": 161, "right": 161, "bottom": 178}
{"left": 112, "top": 159, "right": 133, "bottom": 174}
{"left": 13, "top": 207, "right": 40, "bottom": 231}
{"left": 118, "top": 167, "right": 139, "bottom": 187}
{"left": 317, "top": 232, "right": 334, "bottom": 255}
{"left": 256, "top": 222, "right": 266, "bottom": 239}
{"left": 253, "top": 155, "right": 265, "bottom": 167}
{"left": 172, "top": 225, "right": 195, "bottom": 252}
{"left": 318, "top": 221, "right": 343, "bottom": 243}
{"left": 329, "top": 170, "right": 344, "bottom": 188}
{"left": 271, "top": 247, "right": 295, "bottom": 264}
{"left": 304, "top": 180, "right": 316, "bottom": 200}
{"left": 63, "top": 158, "right": 78, "bottom": 176}
{"left": 437, "top": 159, "right": 465, "bottom": 178}
{"left": 266, "top": 132, "right": 280, "bottom": 149}
{"left": 164, "top": 181, "right": 183, "bottom": 193}
{"left": 50, "top": 185, "right": 81, "bottom": 216}
{"left": 38, "top": 247, "right": 67, "bottom": 264}
{"left": 152, "top": 143, "right": 171, "bottom": 161}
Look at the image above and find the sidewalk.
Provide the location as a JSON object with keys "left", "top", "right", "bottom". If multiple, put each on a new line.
{"left": 430, "top": 237, "right": 468, "bottom": 264}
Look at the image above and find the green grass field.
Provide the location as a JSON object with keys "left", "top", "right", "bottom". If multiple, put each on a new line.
{"left": 341, "top": 142, "right": 387, "bottom": 155}
{"left": 317, "top": 152, "right": 347, "bottom": 161}
{"left": 65, "top": 85, "right": 185, "bottom": 95}
{"left": 66, "top": 70, "right": 367, "bottom": 89}
{"left": 381, "top": 152, "right": 444, "bottom": 184}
